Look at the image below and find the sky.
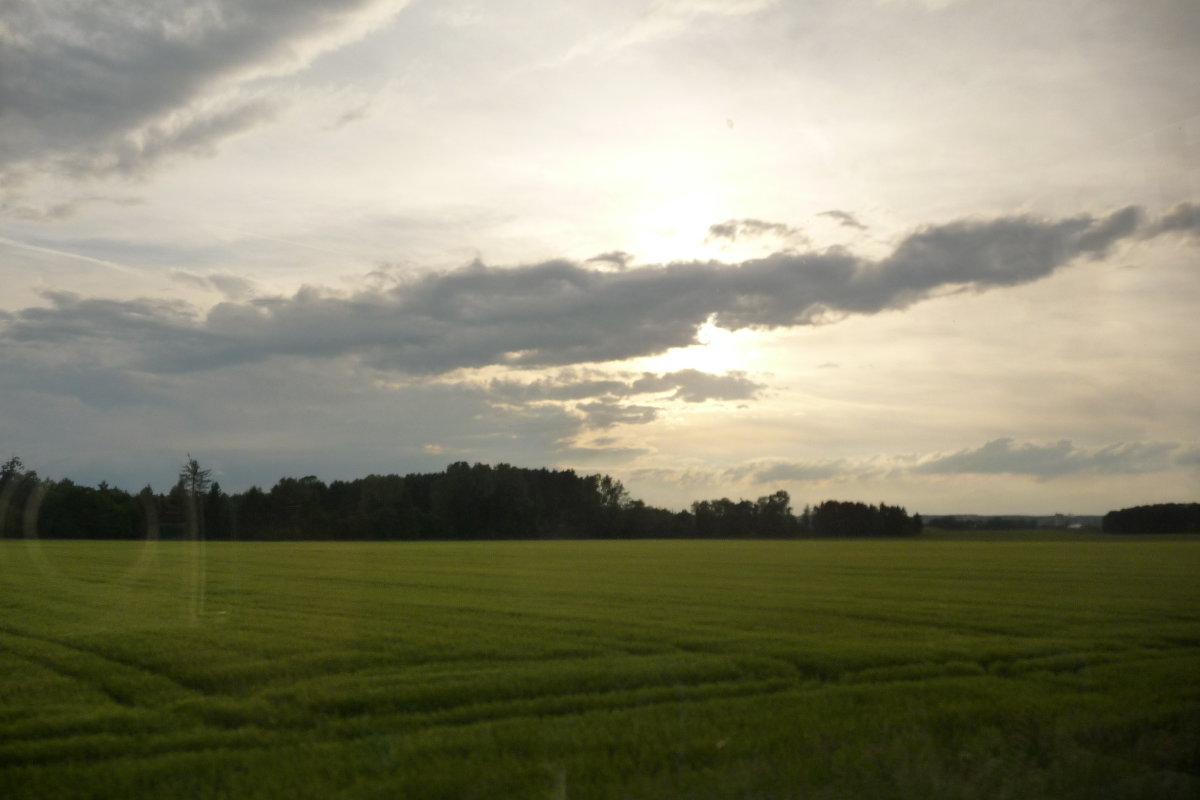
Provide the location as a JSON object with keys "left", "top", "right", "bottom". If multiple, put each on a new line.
{"left": 1, "top": 0, "right": 1198, "bottom": 514}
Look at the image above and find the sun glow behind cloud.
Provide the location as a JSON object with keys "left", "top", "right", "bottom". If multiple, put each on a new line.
{"left": 627, "top": 191, "right": 726, "bottom": 263}
{"left": 635, "top": 316, "right": 764, "bottom": 376}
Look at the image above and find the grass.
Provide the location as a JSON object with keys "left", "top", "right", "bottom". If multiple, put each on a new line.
{"left": 1, "top": 536, "right": 1198, "bottom": 798}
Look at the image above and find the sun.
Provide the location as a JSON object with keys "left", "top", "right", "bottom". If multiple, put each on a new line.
{"left": 627, "top": 192, "right": 725, "bottom": 264}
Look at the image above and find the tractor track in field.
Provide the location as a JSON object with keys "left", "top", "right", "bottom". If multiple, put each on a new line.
{"left": 2, "top": 639, "right": 1196, "bottom": 771}
{"left": 0, "top": 674, "right": 797, "bottom": 769}
{"left": 0, "top": 625, "right": 201, "bottom": 709}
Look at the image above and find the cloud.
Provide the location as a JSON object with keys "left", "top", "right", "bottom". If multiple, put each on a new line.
{"left": 818, "top": 210, "right": 868, "bottom": 231}
{"left": 62, "top": 96, "right": 282, "bottom": 181}
{"left": 629, "top": 467, "right": 726, "bottom": 491}
{"left": 559, "top": 0, "right": 777, "bottom": 63}
{"left": 1144, "top": 202, "right": 1200, "bottom": 240}
{"left": 630, "top": 369, "right": 765, "bottom": 403}
{"left": 586, "top": 251, "right": 634, "bottom": 269}
{"left": 706, "top": 218, "right": 802, "bottom": 243}
{"left": 7, "top": 292, "right": 198, "bottom": 348}
{"left": 911, "top": 438, "right": 1190, "bottom": 479}
{"left": 734, "top": 460, "right": 856, "bottom": 483}
{"left": 484, "top": 372, "right": 630, "bottom": 404}
{"left": 0, "top": 0, "right": 410, "bottom": 190}
{"left": 170, "top": 271, "right": 212, "bottom": 291}
{"left": 668, "top": 437, "right": 1200, "bottom": 490}
{"left": 0, "top": 205, "right": 1180, "bottom": 377}
{"left": 172, "top": 270, "right": 258, "bottom": 300}
{"left": 208, "top": 274, "right": 258, "bottom": 300}
{"left": 0, "top": 194, "right": 144, "bottom": 222}
{"left": 483, "top": 368, "right": 765, "bottom": 406}
{"left": 0, "top": 352, "right": 595, "bottom": 490}
{"left": 327, "top": 103, "right": 372, "bottom": 130}
{"left": 576, "top": 401, "right": 660, "bottom": 429}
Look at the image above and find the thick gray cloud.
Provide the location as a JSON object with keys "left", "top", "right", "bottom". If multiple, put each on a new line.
{"left": 912, "top": 438, "right": 1190, "bottom": 479}
{"left": 0, "top": 0, "right": 408, "bottom": 186}
{"left": 0, "top": 205, "right": 1179, "bottom": 377}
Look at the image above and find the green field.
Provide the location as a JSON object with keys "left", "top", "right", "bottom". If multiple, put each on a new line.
{"left": 1, "top": 538, "right": 1198, "bottom": 799}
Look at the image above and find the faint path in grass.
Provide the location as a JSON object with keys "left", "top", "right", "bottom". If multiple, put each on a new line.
{"left": 0, "top": 626, "right": 198, "bottom": 709}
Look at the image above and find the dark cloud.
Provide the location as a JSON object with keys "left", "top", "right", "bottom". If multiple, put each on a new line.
{"left": 862, "top": 207, "right": 1142, "bottom": 314}
{"left": 1144, "top": 202, "right": 1200, "bottom": 240}
{"left": 575, "top": 401, "right": 659, "bottom": 429}
{"left": 0, "top": 205, "right": 1177, "bottom": 377}
{"left": 60, "top": 98, "right": 283, "bottom": 180}
{"left": 485, "top": 373, "right": 632, "bottom": 404}
{"left": 0, "top": 0, "right": 409, "bottom": 186}
{"left": 483, "top": 369, "right": 764, "bottom": 407}
{"left": 586, "top": 251, "right": 634, "bottom": 269}
{"left": 706, "top": 218, "right": 801, "bottom": 243}
{"left": 6, "top": 291, "right": 198, "bottom": 347}
{"left": 912, "top": 438, "right": 1186, "bottom": 479}
{"left": 818, "top": 210, "right": 867, "bottom": 231}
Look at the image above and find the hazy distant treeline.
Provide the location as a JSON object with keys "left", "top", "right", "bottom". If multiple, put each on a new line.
{"left": 925, "top": 516, "right": 1041, "bottom": 531}
{"left": 1, "top": 457, "right": 924, "bottom": 541}
{"left": 1102, "top": 503, "right": 1200, "bottom": 534}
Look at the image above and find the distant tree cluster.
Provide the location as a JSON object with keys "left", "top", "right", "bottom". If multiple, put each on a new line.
{"left": 800, "top": 500, "right": 922, "bottom": 538}
{"left": 925, "top": 515, "right": 1039, "bottom": 531}
{"left": 2, "top": 454, "right": 930, "bottom": 542}
{"left": 231, "top": 463, "right": 642, "bottom": 541}
{"left": 1102, "top": 503, "right": 1200, "bottom": 534}
{"left": 689, "top": 491, "right": 800, "bottom": 538}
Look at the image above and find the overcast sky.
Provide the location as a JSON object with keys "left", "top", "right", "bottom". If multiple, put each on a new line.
{"left": 2, "top": 0, "right": 1198, "bottom": 514}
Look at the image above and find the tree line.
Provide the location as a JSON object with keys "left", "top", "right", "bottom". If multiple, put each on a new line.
{"left": 925, "top": 515, "right": 1042, "bottom": 531}
{"left": 1102, "top": 503, "right": 1200, "bottom": 534}
{"left": 1, "top": 455, "right": 924, "bottom": 541}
